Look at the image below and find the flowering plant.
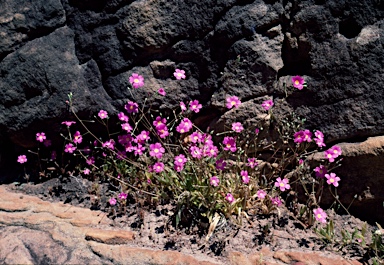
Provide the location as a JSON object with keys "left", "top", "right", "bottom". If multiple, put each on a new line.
{"left": 17, "top": 73, "right": 352, "bottom": 246}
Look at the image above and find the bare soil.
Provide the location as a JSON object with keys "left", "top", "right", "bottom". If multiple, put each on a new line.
{"left": 11, "top": 175, "right": 376, "bottom": 264}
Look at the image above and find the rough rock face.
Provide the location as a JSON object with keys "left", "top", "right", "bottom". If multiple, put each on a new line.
{"left": 311, "top": 136, "right": 384, "bottom": 224}
{"left": 0, "top": 1, "right": 383, "bottom": 220}
{"left": 0, "top": 26, "right": 114, "bottom": 146}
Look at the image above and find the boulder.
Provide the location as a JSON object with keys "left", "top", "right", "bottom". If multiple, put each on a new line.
{"left": 0, "top": 0, "right": 66, "bottom": 60}
{"left": 0, "top": 26, "right": 115, "bottom": 139}
{"left": 311, "top": 136, "right": 384, "bottom": 224}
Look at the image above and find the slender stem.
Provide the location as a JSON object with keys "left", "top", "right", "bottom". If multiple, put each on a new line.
{"left": 328, "top": 187, "right": 351, "bottom": 215}
{"left": 106, "top": 173, "right": 157, "bottom": 197}
{"left": 69, "top": 101, "right": 142, "bottom": 168}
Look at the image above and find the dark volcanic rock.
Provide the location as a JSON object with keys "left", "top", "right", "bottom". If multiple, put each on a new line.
{"left": 294, "top": 24, "right": 384, "bottom": 142}
{"left": 310, "top": 136, "right": 384, "bottom": 224}
{"left": 0, "top": 26, "right": 114, "bottom": 149}
{"left": 0, "top": 0, "right": 66, "bottom": 60}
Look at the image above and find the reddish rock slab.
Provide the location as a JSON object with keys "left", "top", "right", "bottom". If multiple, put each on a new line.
{"left": 227, "top": 248, "right": 362, "bottom": 265}
{"left": 85, "top": 227, "right": 136, "bottom": 244}
{"left": 88, "top": 241, "right": 220, "bottom": 265}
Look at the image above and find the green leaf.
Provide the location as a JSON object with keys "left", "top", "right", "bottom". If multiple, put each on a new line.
{"left": 341, "top": 230, "right": 346, "bottom": 240}
{"left": 362, "top": 222, "right": 367, "bottom": 237}
{"left": 346, "top": 230, "right": 351, "bottom": 240}
{"left": 299, "top": 205, "right": 307, "bottom": 217}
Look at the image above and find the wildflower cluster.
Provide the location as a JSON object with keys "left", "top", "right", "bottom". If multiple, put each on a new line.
{"left": 17, "top": 71, "right": 345, "bottom": 233}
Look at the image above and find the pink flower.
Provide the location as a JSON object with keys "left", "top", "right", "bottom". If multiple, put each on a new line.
{"left": 176, "top": 118, "right": 193, "bottom": 134}
{"left": 62, "top": 121, "right": 76, "bottom": 127}
{"left": 36, "top": 132, "right": 46, "bottom": 143}
{"left": 153, "top": 162, "right": 165, "bottom": 173}
{"left": 202, "top": 134, "right": 213, "bottom": 145}
{"left": 314, "top": 130, "right": 326, "bottom": 147}
{"left": 261, "top": 99, "right": 274, "bottom": 111}
{"left": 271, "top": 196, "right": 282, "bottom": 207}
{"left": 176, "top": 123, "right": 188, "bottom": 134}
{"left": 180, "top": 102, "right": 187, "bottom": 111}
{"left": 129, "top": 73, "right": 145, "bottom": 88}
{"left": 241, "top": 170, "right": 250, "bottom": 184}
{"left": 315, "top": 138, "right": 326, "bottom": 148}
{"left": 303, "top": 130, "right": 312, "bottom": 143}
{"left": 156, "top": 124, "right": 169, "bottom": 138}
{"left": 118, "top": 193, "right": 128, "bottom": 200}
{"left": 324, "top": 145, "right": 342, "bottom": 162}
{"left": 174, "top": 154, "right": 187, "bottom": 167}
{"left": 98, "top": 110, "right": 108, "bottom": 119}
{"left": 255, "top": 128, "right": 260, "bottom": 134}
{"left": 226, "top": 96, "right": 241, "bottom": 109}
{"left": 86, "top": 156, "right": 95, "bottom": 165}
{"left": 325, "top": 172, "right": 340, "bottom": 187}
{"left": 174, "top": 69, "right": 186, "bottom": 80}
{"left": 73, "top": 131, "right": 82, "bottom": 144}
{"left": 256, "top": 189, "right": 267, "bottom": 199}
{"left": 158, "top": 88, "right": 166, "bottom": 96}
{"left": 247, "top": 158, "right": 258, "bottom": 169}
{"left": 125, "top": 143, "right": 134, "bottom": 153}
{"left": 133, "top": 144, "right": 145, "bottom": 156}
{"left": 315, "top": 130, "right": 324, "bottom": 140}
{"left": 189, "top": 131, "right": 202, "bottom": 143}
{"left": 324, "top": 149, "right": 335, "bottom": 162}
{"left": 223, "top": 136, "right": 237, "bottom": 152}
{"left": 330, "top": 145, "right": 342, "bottom": 158}
{"left": 190, "top": 146, "right": 203, "bottom": 159}
{"left": 232, "top": 122, "right": 244, "bottom": 133}
{"left": 313, "top": 208, "right": 327, "bottom": 223}
{"left": 109, "top": 198, "right": 117, "bottom": 206}
{"left": 314, "top": 165, "right": 327, "bottom": 178}
{"left": 215, "top": 159, "right": 226, "bottom": 170}
{"left": 275, "top": 177, "right": 290, "bottom": 191}
{"left": 292, "top": 75, "right": 305, "bottom": 90}
{"left": 17, "top": 155, "right": 27, "bottom": 164}
{"left": 118, "top": 112, "right": 129, "bottom": 122}
{"left": 118, "top": 134, "right": 132, "bottom": 145}
{"left": 210, "top": 176, "right": 220, "bottom": 187}
{"left": 182, "top": 118, "right": 193, "bottom": 130}
{"left": 203, "top": 144, "right": 218, "bottom": 158}
{"left": 149, "top": 143, "right": 165, "bottom": 159}
{"left": 294, "top": 129, "right": 312, "bottom": 144}
{"left": 174, "top": 164, "right": 184, "bottom": 172}
{"left": 65, "top": 143, "right": 77, "bottom": 153}
{"left": 189, "top": 100, "right": 202, "bottom": 113}
{"left": 294, "top": 131, "right": 304, "bottom": 144}
{"left": 136, "top": 130, "right": 150, "bottom": 142}
{"left": 153, "top": 116, "right": 167, "bottom": 128}
{"left": 83, "top": 168, "right": 90, "bottom": 175}
{"left": 125, "top": 101, "right": 139, "bottom": 113}
{"left": 121, "top": 123, "right": 133, "bottom": 132}
{"left": 225, "top": 193, "right": 235, "bottom": 204}
{"left": 102, "top": 139, "right": 115, "bottom": 150}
